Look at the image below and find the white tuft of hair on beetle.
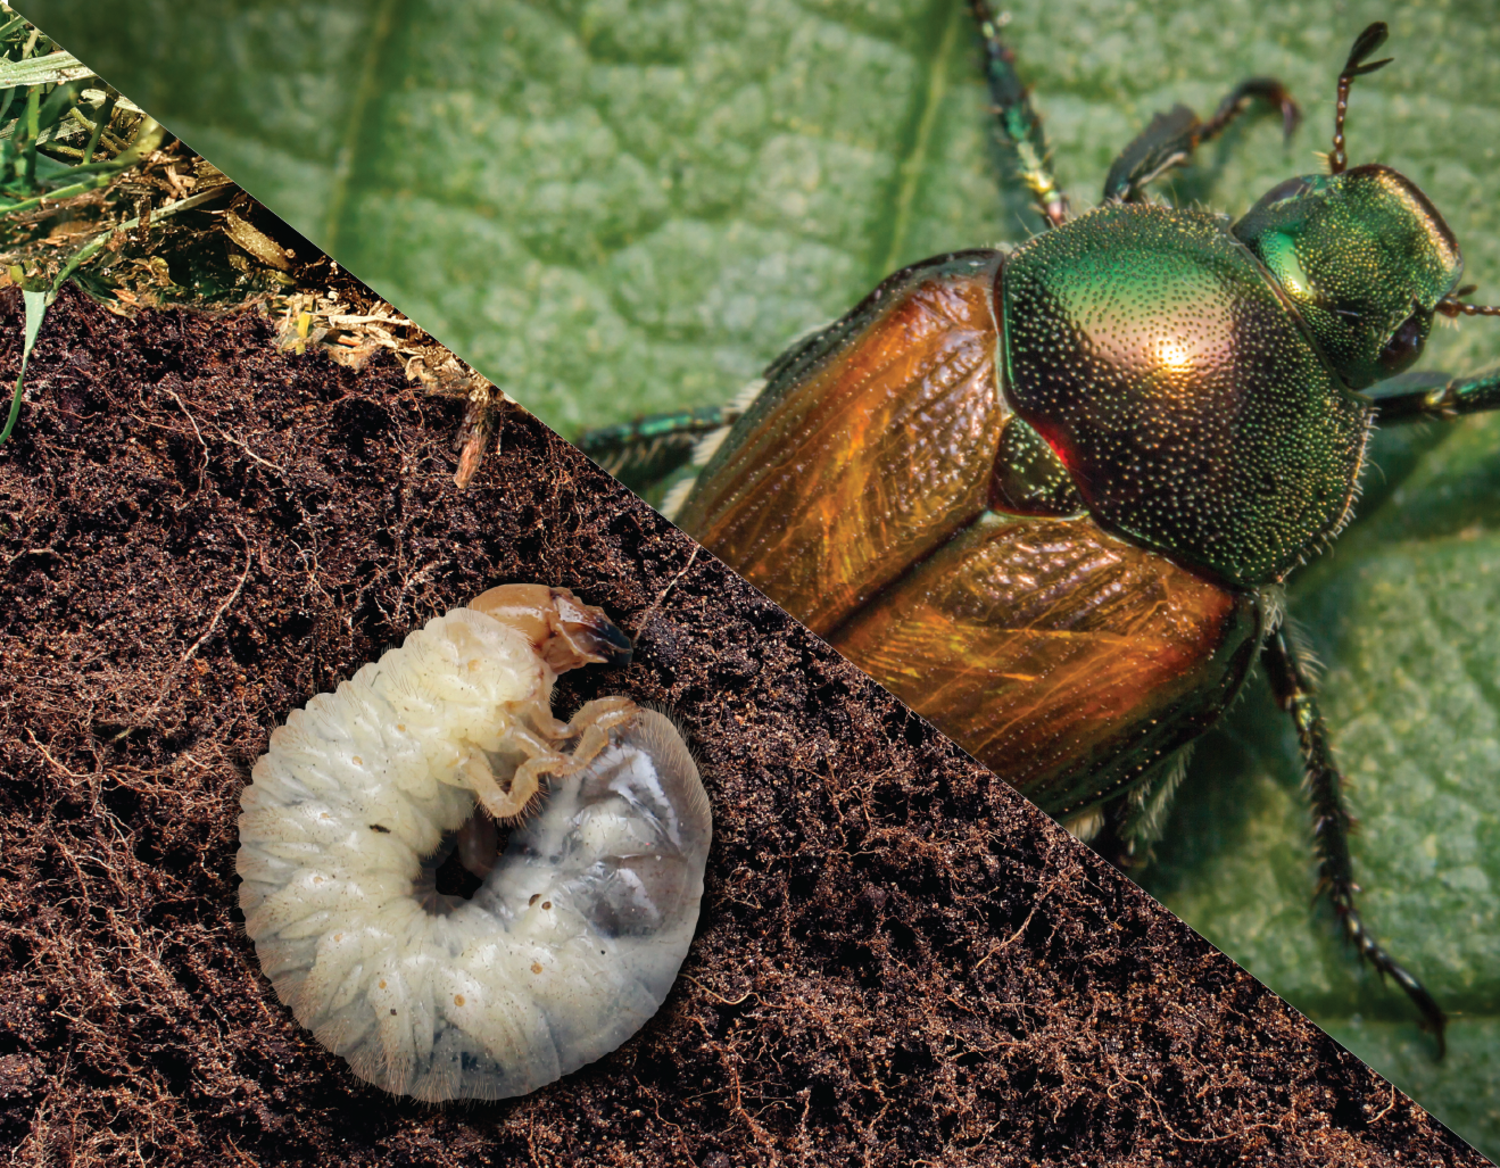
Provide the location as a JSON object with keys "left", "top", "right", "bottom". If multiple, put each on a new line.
{"left": 235, "top": 584, "right": 712, "bottom": 1103}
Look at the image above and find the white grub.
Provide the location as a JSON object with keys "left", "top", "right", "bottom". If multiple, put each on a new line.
{"left": 236, "top": 584, "right": 712, "bottom": 1103}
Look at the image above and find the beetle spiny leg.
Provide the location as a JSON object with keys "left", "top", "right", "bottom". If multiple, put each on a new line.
{"left": 1375, "top": 364, "right": 1500, "bottom": 423}
{"left": 576, "top": 405, "right": 735, "bottom": 492}
{"left": 1330, "top": 22, "right": 1392, "bottom": 175}
{"left": 968, "top": 0, "right": 1070, "bottom": 228}
{"left": 1204, "top": 78, "right": 1301, "bottom": 146}
{"left": 1102, "top": 77, "right": 1299, "bottom": 205}
{"left": 1261, "top": 629, "right": 1446, "bottom": 1056}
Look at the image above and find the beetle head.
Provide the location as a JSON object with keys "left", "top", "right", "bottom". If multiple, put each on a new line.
{"left": 1232, "top": 164, "right": 1462, "bottom": 392}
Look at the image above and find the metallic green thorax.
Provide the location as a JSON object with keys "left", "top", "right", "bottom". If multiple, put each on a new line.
{"left": 1001, "top": 204, "right": 1371, "bottom": 588}
{"left": 1232, "top": 164, "right": 1463, "bottom": 391}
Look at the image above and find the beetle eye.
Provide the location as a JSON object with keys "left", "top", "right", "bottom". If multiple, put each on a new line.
{"left": 1377, "top": 309, "right": 1426, "bottom": 374}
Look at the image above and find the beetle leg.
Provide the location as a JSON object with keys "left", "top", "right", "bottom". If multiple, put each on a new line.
{"left": 967, "top": 0, "right": 1069, "bottom": 228}
{"left": 575, "top": 405, "right": 738, "bottom": 494}
{"left": 1103, "top": 78, "right": 1299, "bottom": 204}
{"left": 1372, "top": 367, "right": 1500, "bottom": 423}
{"left": 1261, "top": 628, "right": 1447, "bottom": 1055}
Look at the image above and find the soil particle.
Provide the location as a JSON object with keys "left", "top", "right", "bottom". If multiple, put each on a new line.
{"left": 0, "top": 286, "right": 1484, "bottom": 1166}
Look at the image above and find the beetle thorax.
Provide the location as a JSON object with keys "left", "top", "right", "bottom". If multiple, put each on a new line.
{"left": 1000, "top": 203, "right": 1371, "bottom": 587}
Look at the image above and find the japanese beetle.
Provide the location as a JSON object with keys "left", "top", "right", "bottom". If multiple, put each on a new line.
{"left": 583, "top": 11, "right": 1500, "bottom": 1054}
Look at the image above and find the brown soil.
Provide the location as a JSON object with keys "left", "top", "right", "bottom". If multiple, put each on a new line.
{"left": 0, "top": 287, "right": 1484, "bottom": 1166}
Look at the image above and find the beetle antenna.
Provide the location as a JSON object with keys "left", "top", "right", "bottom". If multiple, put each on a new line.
{"left": 1329, "top": 22, "right": 1392, "bottom": 175}
{"left": 1437, "top": 286, "right": 1500, "bottom": 319}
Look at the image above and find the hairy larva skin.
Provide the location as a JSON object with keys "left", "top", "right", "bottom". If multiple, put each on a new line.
{"left": 236, "top": 589, "right": 712, "bottom": 1103}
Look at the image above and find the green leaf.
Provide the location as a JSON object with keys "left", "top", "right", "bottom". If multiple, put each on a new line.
{"left": 13, "top": 0, "right": 1500, "bottom": 1152}
{"left": 1, "top": 287, "right": 54, "bottom": 443}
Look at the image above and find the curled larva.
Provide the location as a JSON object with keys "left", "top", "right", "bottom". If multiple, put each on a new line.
{"left": 236, "top": 584, "right": 712, "bottom": 1103}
